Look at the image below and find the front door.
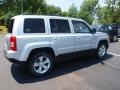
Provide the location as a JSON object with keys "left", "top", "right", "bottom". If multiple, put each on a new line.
{"left": 72, "top": 20, "right": 95, "bottom": 51}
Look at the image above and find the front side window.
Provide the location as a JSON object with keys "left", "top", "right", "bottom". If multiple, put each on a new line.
{"left": 24, "top": 18, "right": 45, "bottom": 33}
{"left": 50, "top": 19, "right": 70, "bottom": 33}
{"left": 72, "top": 21, "right": 91, "bottom": 33}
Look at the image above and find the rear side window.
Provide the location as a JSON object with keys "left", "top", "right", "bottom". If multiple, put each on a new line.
{"left": 50, "top": 19, "right": 70, "bottom": 33}
{"left": 8, "top": 19, "right": 14, "bottom": 33}
{"left": 24, "top": 18, "right": 45, "bottom": 33}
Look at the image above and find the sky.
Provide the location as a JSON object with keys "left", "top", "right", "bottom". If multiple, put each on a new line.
{"left": 46, "top": 0, "right": 106, "bottom": 11}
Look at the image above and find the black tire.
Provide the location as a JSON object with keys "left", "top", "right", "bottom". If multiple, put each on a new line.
{"left": 27, "top": 52, "right": 54, "bottom": 77}
{"left": 96, "top": 42, "right": 107, "bottom": 59}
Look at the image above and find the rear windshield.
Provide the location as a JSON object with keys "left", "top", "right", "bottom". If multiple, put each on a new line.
{"left": 8, "top": 19, "right": 14, "bottom": 33}
{"left": 24, "top": 18, "right": 45, "bottom": 33}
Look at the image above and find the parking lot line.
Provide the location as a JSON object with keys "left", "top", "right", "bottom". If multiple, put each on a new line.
{"left": 107, "top": 52, "right": 120, "bottom": 57}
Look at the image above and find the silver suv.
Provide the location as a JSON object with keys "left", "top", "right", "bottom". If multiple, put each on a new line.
{"left": 4, "top": 15, "right": 109, "bottom": 76}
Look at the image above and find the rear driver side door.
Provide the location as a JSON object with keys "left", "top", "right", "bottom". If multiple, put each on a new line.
{"left": 49, "top": 19, "right": 75, "bottom": 55}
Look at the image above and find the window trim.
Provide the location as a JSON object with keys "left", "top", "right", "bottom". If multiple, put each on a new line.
{"left": 72, "top": 20, "right": 92, "bottom": 34}
{"left": 23, "top": 18, "right": 46, "bottom": 34}
{"left": 49, "top": 19, "right": 71, "bottom": 34}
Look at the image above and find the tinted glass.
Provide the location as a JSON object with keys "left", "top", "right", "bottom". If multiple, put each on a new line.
{"left": 24, "top": 19, "right": 45, "bottom": 33}
{"left": 8, "top": 19, "right": 14, "bottom": 33}
{"left": 104, "top": 26, "right": 109, "bottom": 31}
{"left": 72, "top": 21, "right": 90, "bottom": 33}
{"left": 50, "top": 19, "right": 70, "bottom": 33}
{"left": 99, "top": 27, "right": 105, "bottom": 31}
{"left": 99, "top": 25, "right": 110, "bottom": 32}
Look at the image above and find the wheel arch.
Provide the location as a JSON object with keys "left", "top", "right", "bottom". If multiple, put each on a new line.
{"left": 27, "top": 47, "right": 56, "bottom": 61}
{"left": 98, "top": 40, "right": 109, "bottom": 49}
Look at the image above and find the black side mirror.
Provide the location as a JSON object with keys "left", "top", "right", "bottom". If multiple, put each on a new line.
{"left": 92, "top": 28, "right": 96, "bottom": 34}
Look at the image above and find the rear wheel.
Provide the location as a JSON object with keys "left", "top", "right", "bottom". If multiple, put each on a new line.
{"left": 96, "top": 42, "right": 107, "bottom": 59}
{"left": 27, "top": 52, "right": 54, "bottom": 76}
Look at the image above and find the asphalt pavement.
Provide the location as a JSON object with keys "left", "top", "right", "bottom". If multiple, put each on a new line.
{"left": 0, "top": 34, "right": 120, "bottom": 90}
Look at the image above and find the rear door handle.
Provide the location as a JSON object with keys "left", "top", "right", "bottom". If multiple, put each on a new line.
{"left": 53, "top": 37, "right": 58, "bottom": 40}
{"left": 77, "top": 37, "right": 81, "bottom": 39}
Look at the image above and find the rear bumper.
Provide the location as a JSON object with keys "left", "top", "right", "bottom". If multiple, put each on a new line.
{"left": 3, "top": 50, "right": 26, "bottom": 64}
{"left": 5, "top": 56, "right": 26, "bottom": 64}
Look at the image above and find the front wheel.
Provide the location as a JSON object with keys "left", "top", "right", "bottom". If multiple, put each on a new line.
{"left": 96, "top": 43, "right": 107, "bottom": 59}
{"left": 27, "top": 52, "right": 54, "bottom": 76}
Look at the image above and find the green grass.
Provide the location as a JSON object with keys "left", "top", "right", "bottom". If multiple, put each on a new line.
{"left": 0, "top": 25, "right": 7, "bottom": 34}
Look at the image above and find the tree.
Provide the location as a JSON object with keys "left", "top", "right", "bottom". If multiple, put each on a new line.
{"left": 96, "top": 0, "right": 120, "bottom": 24}
{"left": 68, "top": 3, "right": 78, "bottom": 18}
{"left": 0, "top": 0, "right": 14, "bottom": 13}
{"left": 0, "top": 0, "right": 16, "bottom": 25}
{"left": 78, "top": 0, "right": 99, "bottom": 24}
{"left": 0, "top": 0, "right": 48, "bottom": 25}
{"left": 61, "top": 11, "right": 68, "bottom": 17}
{"left": 23, "top": 0, "right": 47, "bottom": 14}
{"left": 46, "top": 5, "right": 62, "bottom": 16}
{"left": 0, "top": 0, "right": 47, "bottom": 14}
{"left": 0, "top": 0, "right": 4, "bottom": 4}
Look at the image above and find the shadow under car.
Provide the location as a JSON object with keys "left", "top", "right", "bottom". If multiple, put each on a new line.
{"left": 11, "top": 53, "right": 113, "bottom": 84}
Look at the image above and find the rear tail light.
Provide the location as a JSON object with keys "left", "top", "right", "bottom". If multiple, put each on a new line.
{"left": 10, "top": 36, "right": 17, "bottom": 51}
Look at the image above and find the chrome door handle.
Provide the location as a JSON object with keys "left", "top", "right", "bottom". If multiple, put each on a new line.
{"left": 53, "top": 37, "right": 58, "bottom": 40}
{"left": 77, "top": 37, "right": 81, "bottom": 39}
